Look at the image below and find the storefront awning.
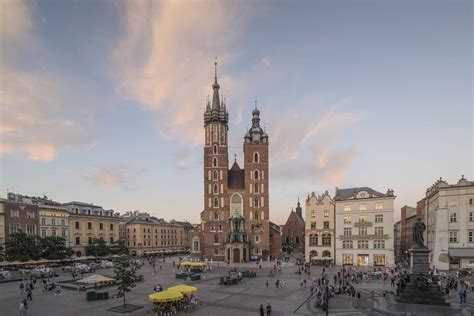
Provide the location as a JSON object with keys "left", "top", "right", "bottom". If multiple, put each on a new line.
{"left": 449, "top": 248, "right": 474, "bottom": 257}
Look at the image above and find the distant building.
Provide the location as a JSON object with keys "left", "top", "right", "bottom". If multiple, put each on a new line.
{"left": 38, "top": 205, "right": 69, "bottom": 246}
{"left": 269, "top": 221, "right": 282, "bottom": 259}
{"left": 335, "top": 187, "right": 395, "bottom": 267}
{"left": 125, "top": 213, "right": 184, "bottom": 256}
{"left": 305, "top": 191, "right": 335, "bottom": 263}
{"left": 394, "top": 221, "right": 401, "bottom": 263}
{"left": 282, "top": 199, "right": 305, "bottom": 253}
{"left": 0, "top": 199, "right": 5, "bottom": 252}
{"left": 170, "top": 220, "right": 193, "bottom": 250}
{"left": 423, "top": 176, "right": 474, "bottom": 270}
{"left": 7, "top": 192, "right": 61, "bottom": 206}
{"left": 4, "top": 202, "right": 39, "bottom": 243}
{"left": 63, "top": 201, "right": 121, "bottom": 257}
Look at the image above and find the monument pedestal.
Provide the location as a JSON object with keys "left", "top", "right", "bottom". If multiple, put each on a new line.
{"left": 409, "top": 247, "right": 431, "bottom": 274}
{"left": 397, "top": 247, "right": 449, "bottom": 306}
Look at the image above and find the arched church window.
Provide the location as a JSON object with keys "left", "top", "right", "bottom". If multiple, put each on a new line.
{"left": 254, "top": 170, "right": 259, "bottom": 180}
{"left": 193, "top": 240, "right": 200, "bottom": 251}
{"left": 230, "top": 193, "right": 243, "bottom": 216}
{"left": 213, "top": 184, "right": 219, "bottom": 194}
{"left": 213, "top": 157, "right": 218, "bottom": 167}
{"left": 213, "top": 170, "right": 218, "bottom": 181}
{"left": 254, "top": 152, "right": 260, "bottom": 163}
{"left": 214, "top": 234, "right": 219, "bottom": 244}
{"left": 254, "top": 184, "right": 259, "bottom": 194}
{"left": 254, "top": 212, "right": 259, "bottom": 220}
{"left": 254, "top": 198, "right": 259, "bottom": 208}
{"left": 214, "top": 212, "right": 219, "bottom": 220}
{"left": 213, "top": 145, "right": 218, "bottom": 154}
{"left": 213, "top": 198, "right": 219, "bottom": 208}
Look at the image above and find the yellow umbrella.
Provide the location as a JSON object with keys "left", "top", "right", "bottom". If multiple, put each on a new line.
{"left": 148, "top": 290, "right": 183, "bottom": 303}
{"left": 180, "top": 261, "right": 193, "bottom": 266}
{"left": 190, "top": 262, "right": 206, "bottom": 267}
{"left": 167, "top": 285, "right": 197, "bottom": 295}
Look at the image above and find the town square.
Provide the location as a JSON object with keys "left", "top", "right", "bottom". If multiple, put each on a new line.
{"left": 0, "top": 0, "right": 472, "bottom": 315}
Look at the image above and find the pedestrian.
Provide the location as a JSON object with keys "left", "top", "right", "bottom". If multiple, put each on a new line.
{"left": 265, "top": 279, "right": 269, "bottom": 288}
{"left": 459, "top": 289, "right": 464, "bottom": 304}
{"left": 19, "top": 300, "right": 27, "bottom": 316}
{"left": 20, "top": 282, "right": 24, "bottom": 295}
{"left": 259, "top": 304, "right": 265, "bottom": 316}
{"left": 26, "top": 288, "right": 32, "bottom": 301}
{"left": 266, "top": 303, "right": 272, "bottom": 315}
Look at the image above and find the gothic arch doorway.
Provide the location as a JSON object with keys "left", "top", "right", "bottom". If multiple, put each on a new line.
{"left": 233, "top": 248, "right": 240, "bottom": 263}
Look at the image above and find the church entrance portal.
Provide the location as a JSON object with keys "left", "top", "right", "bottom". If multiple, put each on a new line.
{"left": 233, "top": 248, "right": 240, "bottom": 263}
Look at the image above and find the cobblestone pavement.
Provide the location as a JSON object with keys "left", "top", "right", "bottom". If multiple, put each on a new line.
{"left": 0, "top": 254, "right": 471, "bottom": 316}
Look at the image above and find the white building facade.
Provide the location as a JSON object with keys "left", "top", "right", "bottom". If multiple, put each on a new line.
{"left": 335, "top": 187, "right": 395, "bottom": 267}
{"left": 304, "top": 191, "right": 335, "bottom": 263}
{"left": 424, "top": 176, "right": 474, "bottom": 270}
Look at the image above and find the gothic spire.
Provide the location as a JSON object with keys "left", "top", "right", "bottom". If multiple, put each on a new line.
{"left": 212, "top": 58, "right": 220, "bottom": 110}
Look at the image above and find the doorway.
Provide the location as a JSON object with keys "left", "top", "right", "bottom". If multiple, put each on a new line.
{"left": 233, "top": 248, "right": 240, "bottom": 263}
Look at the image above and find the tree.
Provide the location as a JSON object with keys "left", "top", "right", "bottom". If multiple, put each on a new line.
{"left": 6, "top": 231, "right": 42, "bottom": 261}
{"left": 40, "top": 236, "right": 74, "bottom": 260}
{"left": 110, "top": 240, "right": 129, "bottom": 256}
{"left": 85, "top": 238, "right": 110, "bottom": 257}
{"left": 0, "top": 244, "right": 4, "bottom": 262}
{"left": 114, "top": 254, "right": 141, "bottom": 309}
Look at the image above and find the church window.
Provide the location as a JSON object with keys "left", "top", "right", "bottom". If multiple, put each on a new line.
{"left": 254, "top": 184, "right": 259, "bottom": 193}
{"left": 262, "top": 170, "right": 264, "bottom": 180}
{"left": 250, "top": 183, "right": 253, "bottom": 193}
{"left": 250, "top": 211, "right": 253, "bottom": 219}
{"left": 213, "top": 198, "right": 219, "bottom": 208}
{"left": 213, "top": 157, "right": 218, "bottom": 167}
{"left": 261, "top": 183, "right": 264, "bottom": 193}
{"left": 254, "top": 198, "right": 259, "bottom": 208}
{"left": 213, "top": 184, "right": 219, "bottom": 194}
{"left": 254, "top": 212, "right": 259, "bottom": 220}
{"left": 208, "top": 170, "right": 211, "bottom": 180}
{"left": 261, "top": 211, "right": 264, "bottom": 220}
{"left": 221, "top": 197, "right": 224, "bottom": 207}
{"left": 214, "top": 234, "right": 219, "bottom": 244}
{"left": 213, "top": 145, "right": 218, "bottom": 154}
{"left": 218, "top": 225, "right": 222, "bottom": 231}
{"left": 214, "top": 212, "right": 219, "bottom": 220}
{"left": 254, "top": 170, "right": 259, "bottom": 180}
{"left": 213, "top": 170, "right": 218, "bottom": 181}
{"left": 220, "top": 170, "right": 223, "bottom": 180}
{"left": 220, "top": 184, "right": 223, "bottom": 193}
{"left": 261, "top": 197, "right": 264, "bottom": 207}
{"left": 253, "top": 152, "right": 260, "bottom": 163}
{"left": 208, "top": 198, "right": 211, "bottom": 208}
{"left": 208, "top": 184, "right": 211, "bottom": 194}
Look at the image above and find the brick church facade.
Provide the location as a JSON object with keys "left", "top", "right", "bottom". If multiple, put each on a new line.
{"left": 189, "top": 63, "right": 280, "bottom": 262}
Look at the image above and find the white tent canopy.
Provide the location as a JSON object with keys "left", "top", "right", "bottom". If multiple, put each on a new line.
{"left": 77, "top": 274, "right": 114, "bottom": 284}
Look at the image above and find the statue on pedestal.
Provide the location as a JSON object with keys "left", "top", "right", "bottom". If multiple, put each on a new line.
{"left": 413, "top": 218, "right": 426, "bottom": 248}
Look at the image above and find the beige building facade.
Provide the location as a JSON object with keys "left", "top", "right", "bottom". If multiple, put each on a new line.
{"left": 335, "top": 187, "right": 395, "bottom": 267}
{"left": 38, "top": 205, "right": 69, "bottom": 245}
{"left": 125, "top": 214, "right": 184, "bottom": 255}
{"left": 0, "top": 200, "right": 5, "bottom": 253}
{"left": 424, "top": 176, "right": 474, "bottom": 270}
{"left": 305, "top": 191, "right": 335, "bottom": 263}
{"left": 63, "top": 202, "right": 120, "bottom": 256}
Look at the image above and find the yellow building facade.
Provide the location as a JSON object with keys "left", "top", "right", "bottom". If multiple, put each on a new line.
{"left": 125, "top": 216, "right": 184, "bottom": 255}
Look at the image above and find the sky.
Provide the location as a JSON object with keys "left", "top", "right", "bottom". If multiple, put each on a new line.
{"left": 0, "top": 0, "right": 472, "bottom": 224}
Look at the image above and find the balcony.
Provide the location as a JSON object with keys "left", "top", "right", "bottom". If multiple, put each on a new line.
{"left": 339, "top": 234, "right": 389, "bottom": 240}
{"left": 354, "top": 221, "right": 372, "bottom": 227}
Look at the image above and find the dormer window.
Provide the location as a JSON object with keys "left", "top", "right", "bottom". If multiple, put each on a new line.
{"left": 75, "top": 208, "right": 79, "bottom": 214}
{"left": 87, "top": 209, "right": 91, "bottom": 215}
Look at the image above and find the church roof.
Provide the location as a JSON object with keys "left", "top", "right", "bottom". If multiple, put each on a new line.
{"left": 228, "top": 169, "right": 245, "bottom": 189}
{"left": 294, "top": 211, "right": 305, "bottom": 229}
{"left": 230, "top": 161, "right": 241, "bottom": 170}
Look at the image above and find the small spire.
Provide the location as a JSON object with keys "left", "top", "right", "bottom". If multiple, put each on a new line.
{"left": 234, "top": 154, "right": 237, "bottom": 162}
{"left": 255, "top": 100, "right": 258, "bottom": 110}
{"left": 214, "top": 57, "right": 218, "bottom": 83}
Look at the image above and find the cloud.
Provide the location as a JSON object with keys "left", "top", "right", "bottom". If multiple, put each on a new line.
{"left": 268, "top": 97, "right": 362, "bottom": 186}
{"left": 261, "top": 57, "right": 272, "bottom": 67}
{"left": 111, "top": 0, "right": 254, "bottom": 147}
{"left": 173, "top": 148, "right": 193, "bottom": 170}
{"left": 0, "top": 0, "right": 96, "bottom": 162}
{"left": 83, "top": 167, "right": 125, "bottom": 188}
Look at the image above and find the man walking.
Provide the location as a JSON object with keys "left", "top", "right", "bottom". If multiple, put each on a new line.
{"left": 266, "top": 303, "right": 272, "bottom": 315}
{"left": 20, "top": 282, "right": 24, "bottom": 295}
{"left": 259, "top": 304, "right": 265, "bottom": 316}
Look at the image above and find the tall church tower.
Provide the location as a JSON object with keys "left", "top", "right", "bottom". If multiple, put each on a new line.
{"left": 243, "top": 103, "right": 270, "bottom": 259}
{"left": 202, "top": 61, "right": 229, "bottom": 259}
